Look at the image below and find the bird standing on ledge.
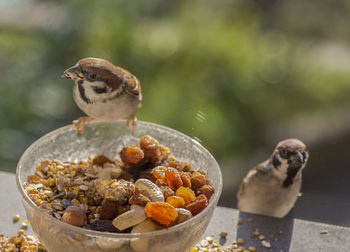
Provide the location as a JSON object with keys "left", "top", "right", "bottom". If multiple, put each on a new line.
{"left": 62, "top": 57, "right": 142, "bottom": 134}
{"left": 237, "top": 139, "right": 308, "bottom": 218}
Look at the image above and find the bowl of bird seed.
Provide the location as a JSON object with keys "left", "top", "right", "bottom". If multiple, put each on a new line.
{"left": 16, "top": 121, "right": 222, "bottom": 252}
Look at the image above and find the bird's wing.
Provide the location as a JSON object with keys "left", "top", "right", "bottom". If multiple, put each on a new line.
{"left": 120, "top": 68, "right": 141, "bottom": 97}
{"left": 237, "top": 160, "right": 272, "bottom": 199}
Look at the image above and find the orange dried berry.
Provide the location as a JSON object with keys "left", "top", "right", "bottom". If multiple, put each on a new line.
{"left": 160, "top": 186, "right": 175, "bottom": 200}
{"left": 120, "top": 145, "right": 144, "bottom": 164}
{"left": 185, "top": 194, "right": 208, "bottom": 216}
{"left": 197, "top": 184, "right": 215, "bottom": 200}
{"left": 140, "top": 135, "right": 159, "bottom": 151}
{"left": 144, "top": 149, "right": 161, "bottom": 164}
{"left": 176, "top": 186, "right": 196, "bottom": 205}
{"left": 92, "top": 155, "right": 114, "bottom": 167}
{"left": 191, "top": 173, "right": 208, "bottom": 190}
{"left": 151, "top": 166, "right": 167, "bottom": 180}
{"left": 165, "top": 167, "right": 183, "bottom": 191}
{"left": 180, "top": 172, "right": 192, "bottom": 188}
{"left": 155, "top": 178, "right": 168, "bottom": 187}
{"left": 166, "top": 196, "right": 185, "bottom": 208}
{"left": 145, "top": 202, "right": 178, "bottom": 227}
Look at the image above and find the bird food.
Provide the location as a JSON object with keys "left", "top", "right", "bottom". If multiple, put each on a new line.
{"left": 23, "top": 135, "right": 214, "bottom": 233}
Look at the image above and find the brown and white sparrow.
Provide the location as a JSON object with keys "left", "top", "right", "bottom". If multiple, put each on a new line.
{"left": 237, "top": 139, "right": 308, "bottom": 218}
{"left": 62, "top": 57, "right": 142, "bottom": 134}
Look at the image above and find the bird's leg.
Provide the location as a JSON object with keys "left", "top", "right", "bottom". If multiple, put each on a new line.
{"left": 73, "top": 116, "right": 94, "bottom": 135}
{"left": 126, "top": 112, "right": 137, "bottom": 135}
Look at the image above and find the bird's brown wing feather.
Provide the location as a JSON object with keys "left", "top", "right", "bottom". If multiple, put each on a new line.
{"left": 237, "top": 160, "right": 272, "bottom": 199}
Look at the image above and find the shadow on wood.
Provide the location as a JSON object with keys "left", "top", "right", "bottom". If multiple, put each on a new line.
{"left": 237, "top": 211, "right": 294, "bottom": 251}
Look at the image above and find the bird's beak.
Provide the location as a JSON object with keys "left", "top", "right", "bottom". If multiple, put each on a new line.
{"left": 290, "top": 151, "right": 304, "bottom": 166}
{"left": 62, "top": 65, "right": 84, "bottom": 81}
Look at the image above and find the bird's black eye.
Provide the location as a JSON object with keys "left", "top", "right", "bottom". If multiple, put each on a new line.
{"left": 88, "top": 73, "right": 98, "bottom": 81}
{"left": 279, "top": 149, "right": 288, "bottom": 159}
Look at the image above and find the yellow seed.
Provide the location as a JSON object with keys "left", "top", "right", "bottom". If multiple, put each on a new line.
{"left": 17, "top": 229, "right": 25, "bottom": 235}
{"left": 190, "top": 248, "right": 199, "bottom": 252}
{"left": 259, "top": 234, "right": 265, "bottom": 240}
{"left": 34, "top": 199, "right": 42, "bottom": 205}
{"left": 13, "top": 215, "right": 20, "bottom": 222}
{"left": 81, "top": 197, "right": 89, "bottom": 205}
{"left": 48, "top": 178, "right": 55, "bottom": 187}
{"left": 248, "top": 246, "right": 256, "bottom": 252}
{"left": 237, "top": 238, "right": 244, "bottom": 244}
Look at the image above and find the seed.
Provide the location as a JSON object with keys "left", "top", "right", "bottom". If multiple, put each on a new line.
{"left": 248, "top": 246, "right": 256, "bottom": 252}
{"left": 220, "top": 231, "right": 228, "bottom": 238}
{"left": 261, "top": 240, "right": 271, "bottom": 248}
{"left": 13, "top": 215, "right": 20, "bottom": 222}
{"left": 237, "top": 238, "right": 244, "bottom": 244}
{"left": 17, "top": 229, "right": 25, "bottom": 235}
{"left": 259, "top": 234, "right": 265, "bottom": 240}
{"left": 61, "top": 199, "right": 72, "bottom": 208}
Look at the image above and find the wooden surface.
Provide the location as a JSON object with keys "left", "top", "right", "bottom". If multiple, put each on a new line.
{"left": 2, "top": 172, "right": 350, "bottom": 251}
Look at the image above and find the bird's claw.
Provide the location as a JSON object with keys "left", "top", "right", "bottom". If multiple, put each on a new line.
{"left": 73, "top": 116, "right": 94, "bottom": 135}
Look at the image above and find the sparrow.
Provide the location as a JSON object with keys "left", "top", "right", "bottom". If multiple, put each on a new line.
{"left": 237, "top": 138, "right": 308, "bottom": 218}
{"left": 62, "top": 57, "right": 142, "bottom": 134}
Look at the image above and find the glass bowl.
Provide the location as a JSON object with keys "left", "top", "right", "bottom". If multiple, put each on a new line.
{"left": 16, "top": 121, "right": 222, "bottom": 252}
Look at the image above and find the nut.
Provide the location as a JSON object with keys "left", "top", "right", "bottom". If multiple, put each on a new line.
{"left": 175, "top": 208, "right": 192, "bottom": 224}
{"left": 135, "top": 178, "right": 164, "bottom": 202}
{"left": 112, "top": 205, "right": 147, "bottom": 231}
{"left": 131, "top": 219, "right": 163, "bottom": 251}
{"left": 98, "top": 164, "right": 123, "bottom": 180}
{"left": 61, "top": 206, "right": 87, "bottom": 227}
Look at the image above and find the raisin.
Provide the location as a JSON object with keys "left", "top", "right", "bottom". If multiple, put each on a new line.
{"left": 120, "top": 145, "right": 144, "bottom": 164}
{"left": 175, "top": 186, "right": 196, "bottom": 205}
{"left": 180, "top": 172, "right": 192, "bottom": 188}
{"left": 145, "top": 202, "right": 178, "bottom": 227}
{"left": 165, "top": 167, "right": 183, "bottom": 191}
{"left": 140, "top": 135, "right": 159, "bottom": 151}
{"left": 160, "top": 186, "right": 175, "bottom": 200}
{"left": 155, "top": 178, "right": 168, "bottom": 187}
{"left": 185, "top": 194, "right": 208, "bottom": 216}
{"left": 166, "top": 196, "right": 185, "bottom": 208}
{"left": 144, "top": 149, "right": 161, "bottom": 163}
{"left": 191, "top": 173, "right": 208, "bottom": 190}
{"left": 91, "top": 219, "right": 120, "bottom": 233}
{"left": 151, "top": 166, "right": 167, "bottom": 180}
{"left": 197, "top": 184, "right": 214, "bottom": 200}
{"left": 93, "top": 155, "right": 114, "bottom": 167}
{"left": 129, "top": 188, "right": 151, "bottom": 207}
{"left": 100, "top": 199, "right": 119, "bottom": 220}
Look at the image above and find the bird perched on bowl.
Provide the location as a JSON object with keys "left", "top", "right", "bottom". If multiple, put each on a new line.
{"left": 237, "top": 139, "right": 308, "bottom": 218}
{"left": 62, "top": 57, "right": 142, "bottom": 134}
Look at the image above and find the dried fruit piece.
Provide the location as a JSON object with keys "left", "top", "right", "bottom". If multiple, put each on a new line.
{"left": 120, "top": 145, "right": 144, "bottom": 164}
{"left": 91, "top": 219, "right": 120, "bottom": 233}
{"left": 100, "top": 199, "right": 119, "bottom": 220}
{"left": 175, "top": 208, "right": 192, "bottom": 224}
{"left": 93, "top": 155, "right": 114, "bottom": 167}
{"left": 185, "top": 194, "right": 208, "bottom": 216}
{"left": 129, "top": 188, "right": 151, "bottom": 207}
{"left": 191, "top": 173, "right": 208, "bottom": 190}
{"left": 165, "top": 167, "right": 183, "bottom": 191}
{"left": 155, "top": 178, "right": 167, "bottom": 187}
{"left": 144, "top": 149, "right": 161, "bottom": 163}
{"left": 166, "top": 196, "right": 185, "bottom": 208}
{"left": 61, "top": 206, "right": 87, "bottom": 227}
{"left": 140, "top": 135, "right": 159, "bottom": 151}
{"left": 151, "top": 166, "right": 167, "bottom": 180}
{"left": 176, "top": 186, "right": 196, "bottom": 205}
{"left": 135, "top": 178, "right": 164, "bottom": 202}
{"left": 197, "top": 184, "right": 214, "bottom": 200}
{"left": 112, "top": 205, "right": 147, "bottom": 231}
{"left": 180, "top": 172, "right": 192, "bottom": 188}
{"left": 160, "top": 186, "right": 175, "bottom": 200}
{"left": 145, "top": 202, "right": 178, "bottom": 227}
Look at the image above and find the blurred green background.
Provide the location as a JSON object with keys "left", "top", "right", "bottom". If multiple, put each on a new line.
{"left": 1, "top": 0, "right": 350, "bottom": 226}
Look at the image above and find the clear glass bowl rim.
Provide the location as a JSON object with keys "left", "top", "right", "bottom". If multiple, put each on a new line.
{"left": 16, "top": 120, "right": 223, "bottom": 239}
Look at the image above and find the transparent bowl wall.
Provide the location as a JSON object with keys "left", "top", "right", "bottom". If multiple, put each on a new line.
{"left": 16, "top": 121, "right": 222, "bottom": 252}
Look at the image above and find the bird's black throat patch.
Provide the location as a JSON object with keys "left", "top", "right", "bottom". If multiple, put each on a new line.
{"left": 78, "top": 80, "right": 92, "bottom": 104}
{"left": 283, "top": 162, "right": 302, "bottom": 187}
